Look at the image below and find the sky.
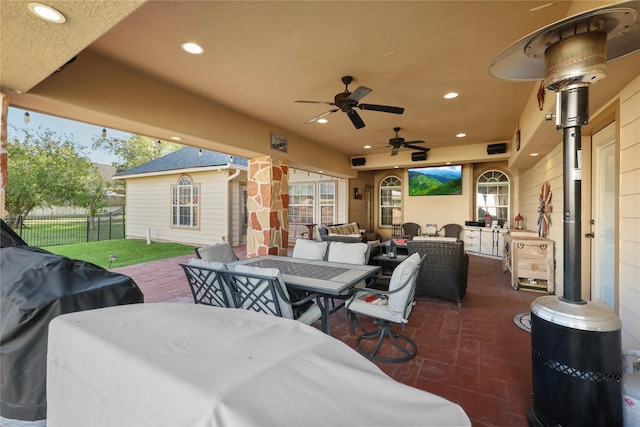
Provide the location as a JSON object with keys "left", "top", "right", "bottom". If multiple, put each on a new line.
{"left": 7, "top": 107, "right": 132, "bottom": 165}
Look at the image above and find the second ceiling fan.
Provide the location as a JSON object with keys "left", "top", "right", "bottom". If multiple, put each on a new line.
{"left": 295, "top": 76, "right": 404, "bottom": 129}
{"left": 384, "top": 127, "right": 430, "bottom": 156}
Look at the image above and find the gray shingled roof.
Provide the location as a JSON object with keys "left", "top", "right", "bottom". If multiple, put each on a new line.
{"left": 114, "top": 147, "right": 248, "bottom": 176}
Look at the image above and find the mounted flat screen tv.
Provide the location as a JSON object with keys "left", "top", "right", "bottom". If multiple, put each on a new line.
{"left": 408, "top": 165, "right": 462, "bottom": 196}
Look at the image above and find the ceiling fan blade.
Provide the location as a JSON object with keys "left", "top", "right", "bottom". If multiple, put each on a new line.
{"left": 403, "top": 139, "right": 426, "bottom": 144}
{"left": 304, "top": 109, "right": 338, "bottom": 124}
{"left": 358, "top": 104, "right": 405, "bottom": 114}
{"left": 295, "top": 100, "right": 335, "bottom": 106}
{"left": 347, "top": 86, "right": 372, "bottom": 102}
{"left": 346, "top": 109, "right": 365, "bottom": 129}
{"left": 391, "top": 146, "right": 399, "bottom": 156}
{"left": 404, "top": 143, "right": 431, "bottom": 152}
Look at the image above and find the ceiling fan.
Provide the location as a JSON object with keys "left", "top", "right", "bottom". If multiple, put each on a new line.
{"left": 384, "top": 127, "right": 430, "bottom": 156}
{"left": 295, "top": 76, "right": 404, "bottom": 129}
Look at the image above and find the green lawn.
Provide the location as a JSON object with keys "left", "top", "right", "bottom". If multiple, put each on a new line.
{"left": 43, "top": 239, "right": 196, "bottom": 269}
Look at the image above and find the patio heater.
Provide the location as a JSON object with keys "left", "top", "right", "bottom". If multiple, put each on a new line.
{"left": 490, "top": 2, "right": 640, "bottom": 426}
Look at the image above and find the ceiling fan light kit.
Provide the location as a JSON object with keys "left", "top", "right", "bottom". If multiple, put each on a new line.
{"left": 296, "top": 76, "right": 404, "bottom": 129}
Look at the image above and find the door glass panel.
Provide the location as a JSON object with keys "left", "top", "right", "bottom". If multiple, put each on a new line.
{"left": 595, "top": 140, "right": 615, "bottom": 308}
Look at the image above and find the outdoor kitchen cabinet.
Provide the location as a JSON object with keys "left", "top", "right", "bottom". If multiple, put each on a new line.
{"left": 463, "top": 226, "right": 507, "bottom": 259}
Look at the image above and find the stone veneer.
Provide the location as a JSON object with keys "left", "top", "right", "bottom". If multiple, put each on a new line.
{"left": 246, "top": 156, "right": 289, "bottom": 258}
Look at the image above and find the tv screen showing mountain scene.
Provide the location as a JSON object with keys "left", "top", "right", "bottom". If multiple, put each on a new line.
{"left": 408, "top": 165, "right": 462, "bottom": 196}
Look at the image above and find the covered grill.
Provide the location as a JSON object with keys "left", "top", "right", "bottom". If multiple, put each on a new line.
{"left": 0, "top": 220, "right": 144, "bottom": 426}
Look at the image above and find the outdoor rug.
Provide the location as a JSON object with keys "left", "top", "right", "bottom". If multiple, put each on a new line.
{"left": 513, "top": 312, "right": 531, "bottom": 333}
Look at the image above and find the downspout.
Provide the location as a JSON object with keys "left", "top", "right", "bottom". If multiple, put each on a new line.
{"left": 224, "top": 166, "right": 241, "bottom": 243}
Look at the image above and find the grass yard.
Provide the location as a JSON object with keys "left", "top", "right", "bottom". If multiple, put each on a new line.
{"left": 43, "top": 239, "right": 196, "bottom": 269}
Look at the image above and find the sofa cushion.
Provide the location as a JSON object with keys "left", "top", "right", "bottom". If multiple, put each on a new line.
{"left": 412, "top": 236, "right": 457, "bottom": 242}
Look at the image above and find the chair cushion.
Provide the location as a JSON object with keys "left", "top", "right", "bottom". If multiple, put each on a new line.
{"left": 327, "top": 241, "right": 368, "bottom": 265}
{"left": 387, "top": 253, "right": 421, "bottom": 315}
{"left": 196, "top": 242, "right": 238, "bottom": 263}
{"left": 233, "top": 265, "right": 294, "bottom": 319}
{"left": 347, "top": 292, "right": 412, "bottom": 324}
{"left": 188, "top": 258, "right": 227, "bottom": 270}
{"left": 292, "top": 239, "right": 328, "bottom": 260}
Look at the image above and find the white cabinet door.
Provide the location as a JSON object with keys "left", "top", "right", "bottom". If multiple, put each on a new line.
{"left": 480, "top": 230, "right": 496, "bottom": 256}
{"left": 463, "top": 228, "right": 480, "bottom": 253}
{"left": 479, "top": 229, "right": 507, "bottom": 257}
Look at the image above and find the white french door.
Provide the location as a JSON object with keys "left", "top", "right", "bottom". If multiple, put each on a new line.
{"left": 590, "top": 122, "right": 616, "bottom": 309}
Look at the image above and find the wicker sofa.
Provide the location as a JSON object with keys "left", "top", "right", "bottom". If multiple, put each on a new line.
{"left": 318, "top": 223, "right": 381, "bottom": 259}
{"left": 406, "top": 239, "right": 469, "bottom": 307}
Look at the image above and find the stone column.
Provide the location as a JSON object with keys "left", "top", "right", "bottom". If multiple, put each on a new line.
{"left": 246, "top": 156, "right": 289, "bottom": 257}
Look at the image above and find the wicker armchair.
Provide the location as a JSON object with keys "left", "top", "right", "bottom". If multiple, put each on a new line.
{"left": 406, "top": 240, "right": 469, "bottom": 307}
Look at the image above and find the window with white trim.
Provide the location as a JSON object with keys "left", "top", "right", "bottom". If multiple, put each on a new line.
{"left": 380, "top": 176, "right": 402, "bottom": 227}
{"left": 288, "top": 181, "right": 336, "bottom": 226}
{"left": 172, "top": 176, "right": 199, "bottom": 227}
{"left": 319, "top": 181, "right": 336, "bottom": 226}
{"left": 476, "top": 170, "right": 509, "bottom": 225}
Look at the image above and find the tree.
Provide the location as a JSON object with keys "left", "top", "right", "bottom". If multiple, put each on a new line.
{"left": 6, "top": 126, "right": 106, "bottom": 225}
{"left": 92, "top": 134, "right": 183, "bottom": 172}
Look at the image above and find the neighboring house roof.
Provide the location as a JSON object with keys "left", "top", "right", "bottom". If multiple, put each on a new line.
{"left": 114, "top": 147, "right": 248, "bottom": 177}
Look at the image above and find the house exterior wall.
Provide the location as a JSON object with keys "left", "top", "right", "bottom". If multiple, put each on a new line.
{"left": 619, "top": 75, "right": 640, "bottom": 349}
{"left": 124, "top": 169, "right": 245, "bottom": 247}
{"left": 519, "top": 75, "right": 640, "bottom": 349}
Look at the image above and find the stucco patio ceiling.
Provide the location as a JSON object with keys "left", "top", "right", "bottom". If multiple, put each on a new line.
{"left": 2, "top": 1, "right": 639, "bottom": 174}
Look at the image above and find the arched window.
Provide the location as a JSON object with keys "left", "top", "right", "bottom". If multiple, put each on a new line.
{"left": 476, "top": 170, "right": 509, "bottom": 225}
{"left": 379, "top": 176, "right": 402, "bottom": 227}
{"left": 172, "top": 176, "right": 199, "bottom": 227}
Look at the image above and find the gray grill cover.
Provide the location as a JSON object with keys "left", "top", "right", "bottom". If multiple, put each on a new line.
{"left": 0, "top": 245, "right": 144, "bottom": 424}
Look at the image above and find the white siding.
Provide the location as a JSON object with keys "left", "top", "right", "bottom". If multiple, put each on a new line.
{"left": 519, "top": 75, "right": 640, "bottom": 349}
{"left": 518, "top": 143, "right": 564, "bottom": 296}
{"left": 619, "top": 75, "right": 640, "bottom": 349}
{"left": 124, "top": 170, "right": 244, "bottom": 247}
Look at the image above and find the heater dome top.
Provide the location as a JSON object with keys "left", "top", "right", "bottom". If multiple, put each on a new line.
{"left": 489, "top": 1, "right": 640, "bottom": 81}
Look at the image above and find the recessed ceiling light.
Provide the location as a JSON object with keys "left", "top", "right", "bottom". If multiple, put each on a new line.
{"left": 28, "top": 2, "right": 66, "bottom": 23}
{"left": 443, "top": 92, "right": 459, "bottom": 99}
{"left": 317, "top": 118, "right": 328, "bottom": 124}
{"left": 530, "top": 153, "right": 539, "bottom": 157}
{"left": 181, "top": 42, "right": 204, "bottom": 55}
{"left": 446, "top": 161, "right": 452, "bottom": 165}
{"left": 170, "top": 136, "right": 182, "bottom": 141}
{"left": 363, "top": 145, "right": 372, "bottom": 149}
{"left": 318, "top": 170, "right": 324, "bottom": 174}
{"left": 394, "top": 165, "right": 399, "bottom": 169}
{"left": 456, "top": 133, "right": 466, "bottom": 138}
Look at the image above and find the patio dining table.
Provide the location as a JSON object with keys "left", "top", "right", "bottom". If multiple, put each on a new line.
{"left": 227, "top": 255, "right": 380, "bottom": 335}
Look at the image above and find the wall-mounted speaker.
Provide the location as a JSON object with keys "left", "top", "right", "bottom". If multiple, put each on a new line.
{"left": 351, "top": 157, "right": 366, "bottom": 166}
{"left": 411, "top": 151, "right": 427, "bottom": 161}
{"left": 487, "top": 143, "right": 507, "bottom": 155}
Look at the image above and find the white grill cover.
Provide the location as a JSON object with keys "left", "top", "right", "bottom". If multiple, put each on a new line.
{"left": 47, "top": 303, "right": 470, "bottom": 427}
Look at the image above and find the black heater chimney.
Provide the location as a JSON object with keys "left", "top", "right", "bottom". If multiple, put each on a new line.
{"left": 490, "top": 3, "right": 640, "bottom": 426}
